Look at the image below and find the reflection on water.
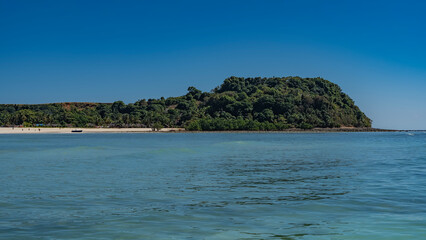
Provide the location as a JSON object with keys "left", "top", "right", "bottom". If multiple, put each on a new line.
{"left": 0, "top": 133, "right": 426, "bottom": 239}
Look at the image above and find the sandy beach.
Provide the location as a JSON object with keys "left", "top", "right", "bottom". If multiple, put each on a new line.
{"left": 0, "top": 127, "right": 185, "bottom": 134}
{"left": 0, "top": 127, "right": 401, "bottom": 134}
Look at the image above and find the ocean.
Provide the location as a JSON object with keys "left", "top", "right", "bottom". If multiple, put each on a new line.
{"left": 1, "top": 132, "right": 425, "bottom": 239}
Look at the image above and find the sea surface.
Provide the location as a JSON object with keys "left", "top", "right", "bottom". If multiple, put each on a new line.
{"left": 0, "top": 132, "right": 425, "bottom": 239}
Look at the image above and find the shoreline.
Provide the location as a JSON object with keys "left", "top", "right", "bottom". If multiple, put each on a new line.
{"left": 184, "top": 128, "right": 407, "bottom": 133}
{"left": 0, "top": 127, "right": 185, "bottom": 134}
{"left": 0, "top": 127, "right": 416, "bottom": 134}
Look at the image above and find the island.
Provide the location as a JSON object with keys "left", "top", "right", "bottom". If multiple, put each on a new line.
{"left": 0, "top": 76, "right": 374, "bottom": 131}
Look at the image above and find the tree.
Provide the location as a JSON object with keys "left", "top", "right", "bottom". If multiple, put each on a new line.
{"left": 0, "top": 76, "right": 372, "bottom": 130}
{"left": 152, "top": 122, "right": 163, "bottom": 131}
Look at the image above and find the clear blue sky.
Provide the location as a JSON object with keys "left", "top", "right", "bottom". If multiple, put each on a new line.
{"left": 1, "top": 0, "right": 425, "bottom": 129}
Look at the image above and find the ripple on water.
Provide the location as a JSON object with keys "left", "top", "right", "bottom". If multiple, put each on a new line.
{"left": 0, "top": 133, "right": 425, "bottom": 239}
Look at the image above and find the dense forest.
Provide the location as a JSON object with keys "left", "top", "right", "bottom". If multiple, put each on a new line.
{"left": 0, "top": 76, "right": 371, "bottom": 130}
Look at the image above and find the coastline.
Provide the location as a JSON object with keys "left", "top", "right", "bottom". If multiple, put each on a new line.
{"left": 0, "top": 127, "right": 185, "bottom": 134}
{"left": 0, "top": 127, "right": 408, "bottom": 134}
{"left": 184, "top": 127, "right": 403, "bottom": 133}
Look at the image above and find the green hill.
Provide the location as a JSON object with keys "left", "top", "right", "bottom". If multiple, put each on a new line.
{"left": 0, "top": 76, "right": 371, "bottom": 130}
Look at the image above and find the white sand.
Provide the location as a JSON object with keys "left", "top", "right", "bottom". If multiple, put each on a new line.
{"left": 0, "top": 127, "right": 185, "bottom": 134}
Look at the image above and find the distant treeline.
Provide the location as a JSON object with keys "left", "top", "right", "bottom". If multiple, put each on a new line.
{"left": 0, "top": 76, "right": 371, "bottom": 130}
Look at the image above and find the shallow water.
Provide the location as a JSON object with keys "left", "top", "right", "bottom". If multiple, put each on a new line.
{"left": 0, "top": 132, "right": 425, "bottom": 239}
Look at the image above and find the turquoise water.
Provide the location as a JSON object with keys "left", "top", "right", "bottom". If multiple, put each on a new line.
{"left": 0, "top": 133, "right": 425, "bottom": 239}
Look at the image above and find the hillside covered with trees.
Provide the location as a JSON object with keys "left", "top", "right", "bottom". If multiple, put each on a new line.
{"left": 0, "top": 76, "right": 371, "bottom": 130}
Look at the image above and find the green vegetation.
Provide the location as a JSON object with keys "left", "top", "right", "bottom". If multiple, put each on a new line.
{"left": 0, "top": 76, "right": 371, "bottom": 130}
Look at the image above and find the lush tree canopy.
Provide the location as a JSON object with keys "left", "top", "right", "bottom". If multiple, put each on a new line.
{"left": 0, "top": 76, "right": 371, "bottom": 130}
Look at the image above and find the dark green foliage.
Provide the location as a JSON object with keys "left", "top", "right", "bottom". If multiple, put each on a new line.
{"left": 0, "top": 76, "right": 371, "bottom": 130}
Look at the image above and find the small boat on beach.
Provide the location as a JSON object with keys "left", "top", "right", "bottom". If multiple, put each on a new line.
{"left": 71, "top": 129, "right": 83, "bottom": 133}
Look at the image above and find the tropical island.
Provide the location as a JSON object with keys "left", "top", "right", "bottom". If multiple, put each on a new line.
{"left": 0, "top": 76, "right": 373, "bottom": 131}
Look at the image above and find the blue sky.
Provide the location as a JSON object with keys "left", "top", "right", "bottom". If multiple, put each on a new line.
{"left": 1, "top": 0, "right": 425, "bottom": 129}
